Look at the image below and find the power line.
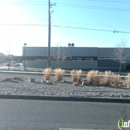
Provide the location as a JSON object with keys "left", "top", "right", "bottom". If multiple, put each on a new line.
{"left": 56, "top": 3, "right": 130, "bottom": 12}
{"left": 0, "top": 23, "right": 47, "bottom": 26}
{"left": 0, "top": 23, "right": 130, "bottom": 33}
{"left": 0, "top": 19, "right": 128, "bottom": 29}
{"left": 52, "top": 25, "right": 130, "bottom": 33}
{"left": 87, "top": 0, "right": 130, "bottom": 3}
{"left": 0, "top": 1, "right": 48, "bottom": 5}
{"left": 4, "top": 0, "right": 130, "bottom": 4}
{"left": 53, "top": 21, "right": 130, "bottom": 29}
{"left": 1, "top": 1, "right": 130, "bottom": 12}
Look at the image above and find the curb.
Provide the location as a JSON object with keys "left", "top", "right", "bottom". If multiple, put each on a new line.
{"left": 0, "top": 70, "right": 127, "bottom": 78}
{"left": 0, "top": 71, "right": 74, "bottom": 76}
{"left": 0, "top": 95, "right": 130, "bottom": 103}
{"left": 0, "top": 70, "right": 43, "bottom": 75}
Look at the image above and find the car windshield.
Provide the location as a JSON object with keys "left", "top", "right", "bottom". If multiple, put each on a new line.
{"left": 0, "top": 0, "right": 130, "bottom": 130}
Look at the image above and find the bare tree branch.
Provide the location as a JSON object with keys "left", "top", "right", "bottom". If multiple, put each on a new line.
{"left": 51, "top": 45, "right": 69, "bottom": 68}
{"left": 115, "top": 39, "right": 129, "bottom": 74}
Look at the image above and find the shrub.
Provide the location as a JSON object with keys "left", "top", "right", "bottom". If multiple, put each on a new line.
{"left": 76, "top": 70, "right": 82, "bottom": 82}
{"left": 70, "top": 70, "right": 77, "bottom": 82}
{"left": 112, "top": 74, "right": 120, "bottom": 88}
{"left": 87, "top": 70, "right": 95, "bottom": 85}
{"left": 87, "top": 70, "right": 101, "bottom": 86}
{"left": 43, "top": 68, "right": 52, "bottom": 81}
{"left": 93, "top": 72, "right": 102, "bottom": 86}
{"left": 70, "top": 69, "right": 82, "bottom": 83}
{"left": 102, "top": 71, "right": 113, "bottom": 86}
{"left": 126, "top": 73, "right": 130, "bottom": 88}
{"left": 54, "top": 68, "right": 65, "bottom": 81}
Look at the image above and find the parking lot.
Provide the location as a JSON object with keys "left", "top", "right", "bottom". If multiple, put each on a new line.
{"left": 0, "top": 63, "right": 43, "bottom": 72}
{"left": 0, "top": 62, "right": 22, "bottom": 70}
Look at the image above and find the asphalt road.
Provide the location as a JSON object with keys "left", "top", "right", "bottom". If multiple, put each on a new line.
{"left": 0, "top": 99, "right": 129, "bottom": 130}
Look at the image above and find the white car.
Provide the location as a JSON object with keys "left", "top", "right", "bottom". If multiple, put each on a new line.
{"left": 7, "top": 61, "right": 21, "bottom": 67}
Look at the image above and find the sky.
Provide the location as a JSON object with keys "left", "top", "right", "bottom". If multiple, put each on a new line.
{"left": 0, "top": 0, "right": 130, "bottom": 56}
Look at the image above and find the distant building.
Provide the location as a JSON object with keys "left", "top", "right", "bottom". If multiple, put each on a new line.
{"left": 0, "top": 52, "right": 6, "bottom": 63}
{"left": 22, "top": 47, "right": 130, "bottom": 71}
{"left": 0, "top": 52, "right": 6, "bottom": 57}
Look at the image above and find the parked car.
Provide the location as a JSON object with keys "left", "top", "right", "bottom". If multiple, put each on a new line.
{"left": 7, "top": 61, "right": 21, "bottom": 67}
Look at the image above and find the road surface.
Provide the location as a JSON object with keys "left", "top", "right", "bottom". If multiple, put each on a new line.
{"left": 0, "top": 99, "right": 129, "bottom": 130}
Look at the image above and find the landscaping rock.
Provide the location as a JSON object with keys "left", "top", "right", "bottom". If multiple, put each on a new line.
{"left": 14, "top": 77, "right": 23, "bottom": 81}
{"left": 28, "top": 77, "right": 35, "bottom": 83}
{"left": 82, "top": 80, "right": 87, "bottom": 86}
{"left": 0, "top": 73, "right": 129, "bottom": 99}
{"left": 60, "top": 80, "right": 67, "bottom": 83}
{"left": 0, "top": 77, "right": 12, "bottom": 82}
{"left": 44, "top": 80, "right": 52, "bottom": 85}
{"left": 72, "top": 82, "right": 79, "bottom": 86}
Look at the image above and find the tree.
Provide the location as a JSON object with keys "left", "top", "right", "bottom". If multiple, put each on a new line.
{"left": 51, "top": 45, "right": 69, "bottom": 68}
{"left": 115, "top": 39, "right": 129, "bottom": 74}
{"left": 0, "top": 52, "right": 6, "bottom": 64}
{"left": 6, "top": 44, "right": 12, "bottom": 70}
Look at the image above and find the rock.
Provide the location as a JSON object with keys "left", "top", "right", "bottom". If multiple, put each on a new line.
{"left": 41, "top": 80, "right": 44, "bottom": 83}
{"left": 28, "top": 78, "right": 35, "bottom": 83}
{"left": 14, "top": 77, "right": 23, "bottom": 81}
{"left": 82, "top": 80, "right": 87, "bottom": 86}
{"left": 0, "top": 77, "right": 11, "bottom": 82}
{"left": 60, "top": 80, "right": 67, "bottom": 83}
{"left": 72, "top": 82, "right": 78, "bottom": 86}
{"left": 119, "top": 84, "right": 126, "bottom": 88}
{"left": 44, "top": 80, "right": 52, "bottom": 84}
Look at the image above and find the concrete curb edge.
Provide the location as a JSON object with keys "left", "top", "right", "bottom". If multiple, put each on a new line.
{"left": 0, "top": 95, "right": 130, "bottom": 103}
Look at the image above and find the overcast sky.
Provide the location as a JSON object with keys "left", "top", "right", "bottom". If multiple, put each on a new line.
{"left": 0, "top": 0, "right": 130, "bottom": 56}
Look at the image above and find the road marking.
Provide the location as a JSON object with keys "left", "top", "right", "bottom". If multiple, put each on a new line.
{"left": 59, "top": 128, "right": 107, "bottom": 130}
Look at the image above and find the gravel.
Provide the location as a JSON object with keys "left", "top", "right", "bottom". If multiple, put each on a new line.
{"left": 0, "top": 73, "right": 130, "bottom": 99}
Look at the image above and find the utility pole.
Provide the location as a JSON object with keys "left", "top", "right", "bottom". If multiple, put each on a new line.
{"left": 48, "top": 0, "right": 56, "bottom": 67}
{"left": 48, "top": 0, "right": 51, "bottom": 67}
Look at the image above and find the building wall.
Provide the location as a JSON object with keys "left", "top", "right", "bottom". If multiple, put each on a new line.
{"left": 26, "top": 60, "right": 97, "bottom": 69}
{"left": 23, "top": 47, "right": 98, "bottom": 57}
{"left": 23, "top": 46, "right": 130, "bottom": 70}
{"left": 97, "top": 48, "right": 130, "bottom": 70}
{"left": 98, "top": 47, "right": 130, "bottom": 57}
{"left": 98, "top": 48, "right": 115, "bottom": 57}
{"left": 23, "top": 47, "right": 48, "bottom": 56}
{"left": 98, "top": 59, "right": 127, "bottom": 68}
